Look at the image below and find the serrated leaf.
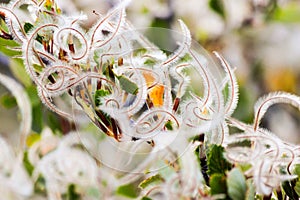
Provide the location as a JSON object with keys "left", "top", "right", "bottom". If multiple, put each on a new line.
{"left": 207, "top": 144, "right": 232, "bottom": 175}
{"left": 227, "top": 168, "right": 247, "bottom": 200}
{"left": 210, "top": 173, "right": 227, "bottom": 196}
{"left": 209, "top": 0, "right": 226, "bottom": 19}
{"left": 139, "top": 174, "right": 164, "bottom": 189}
{"left": 116, "top": 184, "right": 140, "bottom": 198}
{"left": 117, "top": 75, "right": 139, "bottom": 95}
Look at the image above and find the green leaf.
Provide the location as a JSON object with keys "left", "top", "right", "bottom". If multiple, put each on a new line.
{"left": 45, "top": 0, "right": 53, "bottom": 11}
{"left": 33, "top": 64, "right": 44, "bottom": 73}
{"left": 103, "top": 63, "right": 115, "bottom": 81}
{"left": 25, "top": 85, "right": 43, "bottom": 132}
{"left": 139, "top": 174, "right": 164, "bottom": 189}
{"left": 36, "top": 34, "right": 43, "bottom": 44}
{"left": 209, "top": 0, "right": 226, "bottom": 19}
{"left": 117, "top": 75, "right": 139, "bottom": 95}
{"left": 23, "top": 151, "right": 34, "bottom": 176}
{"left": 0, "top": 41, "right": 21, "bottom": 57}
{"left": 282, "top": 181, "right": 299, "bottom": 200}
{"left": 227, "top": 168, "right": 247, "bottom": 200}
{"left": 141, "top": 197, "right": 152, "bottom": 200}
{"left": 238, "top": 163, "right": 252, "bottom": 173}
{"left": 0, "top": 29, "right": 21, "bottom": 57}
{"left": 272, "top": 2, "right": 300, "bottom": 23}
{"left": 232, "top": 85, "right": 254, "bottom": 123}
{"left": 0, "top": 93, "right": 17, "bottom": 109}
{"left": 46, "top": 112, "right": 61, "bottom": 132}
{"left": 179, "top": 53, "right": 192, "bottom": 62}
{"left": 26, "top": 132, "right": 41, "bottom": 147}
{"left": 26, "top": 85, "right": 40, "bottom": 106}
{"left": 0, "top": 18, "right": 9, "bottom": 33}
{"left": 207, "top": 144, "right": 232, "bottom": 175}
{"left": 144, "top": 59, "right": 156, "bottom": 66}
{"left": 147, "top": 18, "right": 171, "bottom": 50}
{"left": 294, "top": 164, "right": 300, "bottom": 196}
{"left": 0, "top": 37, "right": 19, "bottom": 48}
{"left": 34, "top": 175, "right": 46, "bottom": 194}
{"left": 63, "top": 184, "right": 80, "bottom": 200}
{"left": 24, "top": 22, "right": 34, "bottom": 33}
{"left": 164, "top": 120, "right": 173, "bottom": 130}
{"left": 293, "top": 164, "right": 300, "bottom": 176}
{"left": 227, "top": 139, "right": 251, "bottom": 148}
{"left": 10, "top": 58, "right": 32, "bottom": 87}
{"left": 94, "top": 89, "right": 110, "bottom": 106}
{"left": 22, "top": 22, "right": 43, "bottom": 43}
{"left": 32, "top": 103, "right": 43, "bottom": 133}
{"left": 295, "top": 181, "right": 300, "bottom": 196}
{"left": 116, "top": 184, "right": 140, "bottom": 198}
{"left": 210, "top": 173, "right": 227, "bottom": 197}
{"left": 245, "top": 179, "right": 255, "bottom": 200}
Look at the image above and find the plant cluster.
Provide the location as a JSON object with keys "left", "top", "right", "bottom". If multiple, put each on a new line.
{"left": 1, "top": 0, "right": 300, "bottom": 199}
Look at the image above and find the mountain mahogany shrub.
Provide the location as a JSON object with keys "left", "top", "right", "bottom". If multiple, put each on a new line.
{"left": 1, "top": 0, "right": 300, "bottom": 199}
{"left": 0, "top": 0, "right": 226, "bottom": 143}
